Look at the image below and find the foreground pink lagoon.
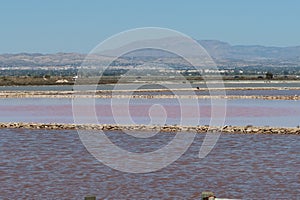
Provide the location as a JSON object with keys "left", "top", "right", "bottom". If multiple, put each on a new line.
{"left": 1, "top": 128, "right": 299, "bottom": 199}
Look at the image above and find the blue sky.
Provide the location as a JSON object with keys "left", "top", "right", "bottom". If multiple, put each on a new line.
{"left": 1, "top": 0, "right": 300, "bottom": 53}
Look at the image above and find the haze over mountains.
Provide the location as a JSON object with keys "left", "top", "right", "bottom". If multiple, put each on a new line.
{"left": 199, "top": 40, "right": 300, "bottom": 60}
{"left": 1, "top": 40, "right": 300, "bottom": 68}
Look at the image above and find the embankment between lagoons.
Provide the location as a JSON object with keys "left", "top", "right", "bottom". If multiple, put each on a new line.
{"left": 0, "top": 90, "right": 300, "bottom": 100}
{"left": 1, "top": 122, "right": 299, "bottom": 135}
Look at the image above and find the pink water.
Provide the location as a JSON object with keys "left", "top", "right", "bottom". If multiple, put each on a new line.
{"left": 1, "top": 128, "right": 299, "bottom": 199}
{"left": 1, "top": 98, "right": 300, "bottom": 199}
{"left": 0, "top": 98, "right": 300, "bottom": 127}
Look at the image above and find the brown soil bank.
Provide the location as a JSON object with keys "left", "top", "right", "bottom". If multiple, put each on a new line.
{"left": 0, "top": 76, "right": 75, "bottom": 86}
{"left": 0, "top": 76, "right": 130, "bottom": 86}
{"left": 1, "top": 122, "right": 299, "bottom": 135}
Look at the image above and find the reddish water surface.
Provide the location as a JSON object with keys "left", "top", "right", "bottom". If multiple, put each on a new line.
{"left": 0, "top": 98, "right": 300, "bottom": 127}
{"left": 1, "top": 129, "right": 299, "bottom": 199}
{"left": 1, "top": 98, "right": 299, "bottom": 199}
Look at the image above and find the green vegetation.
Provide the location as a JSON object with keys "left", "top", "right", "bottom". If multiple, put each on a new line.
{"left": 0, "top": 74, "right": 300, "bottom": 86}
{"left": 1, "top": 66, "right": 300, "bottom": 86}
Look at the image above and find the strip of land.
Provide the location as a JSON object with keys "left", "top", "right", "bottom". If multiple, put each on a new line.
{"left": 1, "top": 122, "right": 299, "bottom": 135}
{"left": 1, "top": 75, "right": 299, "bottom": 86}
{"left": 0, "top": 90, "right": 299, "bottom": 100}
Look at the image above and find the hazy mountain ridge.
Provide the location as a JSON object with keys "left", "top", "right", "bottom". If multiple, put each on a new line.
{"left": 199, "top": 40, "right": 300, "bottom": 61}
{"left": 1, "top": 40, "right": 300, "bottom": 68}
{"left": 0, "top": 53, "right": 86, "bottom": 67}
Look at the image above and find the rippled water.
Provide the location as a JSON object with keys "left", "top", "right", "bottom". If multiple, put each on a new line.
{"left": 1, "top": 128, "right": 299, "bottom": 199}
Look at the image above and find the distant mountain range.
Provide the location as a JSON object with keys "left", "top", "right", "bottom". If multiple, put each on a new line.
{"left": 1, "top": 40, "right": 300, "bottom": 68}
{"left": 199, "top": 40, "right": 300, "bottom": 61}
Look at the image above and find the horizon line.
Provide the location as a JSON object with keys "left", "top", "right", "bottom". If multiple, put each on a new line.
{"left": 1, "top": 39, "right": 300, "bottom": 55}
